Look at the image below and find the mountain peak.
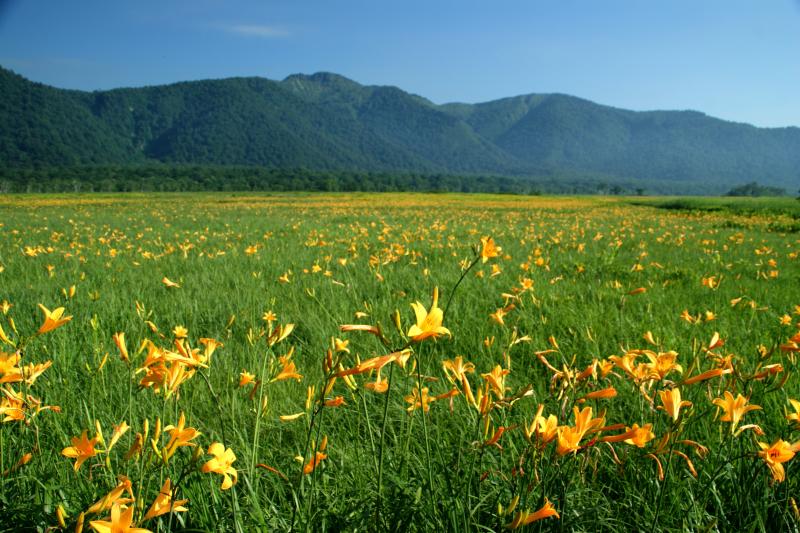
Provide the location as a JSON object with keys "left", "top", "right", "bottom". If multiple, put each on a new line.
{"left": 283, "top": 71, "right": 360, "bottom": 88}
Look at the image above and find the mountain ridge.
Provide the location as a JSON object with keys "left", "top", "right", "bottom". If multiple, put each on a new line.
{"left": 1, "top": 66, "right": 798, "bottom": 193}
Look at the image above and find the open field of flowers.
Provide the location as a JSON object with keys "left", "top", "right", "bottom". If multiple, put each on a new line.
{"left": 1, "top": 192, "right": 799, "bottom": 532}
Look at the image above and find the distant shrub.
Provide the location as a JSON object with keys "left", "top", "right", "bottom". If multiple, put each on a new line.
{"left": 725, "top": 182, "right": 786, "bottom": 197}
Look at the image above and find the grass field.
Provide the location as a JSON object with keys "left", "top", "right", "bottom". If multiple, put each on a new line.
{"left": 1, "top": 192, "right": 799, "bottom": 532}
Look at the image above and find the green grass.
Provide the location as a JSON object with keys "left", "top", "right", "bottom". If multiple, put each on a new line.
{"left": 0, "top": 192, "right": 799, "bottom": 532}
{"left": 629, "top": 195, "right": 800, "bottom": 217}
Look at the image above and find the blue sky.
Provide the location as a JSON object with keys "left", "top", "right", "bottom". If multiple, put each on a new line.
{"left": 1, "top": 0, "right": 798, "bottom": 127}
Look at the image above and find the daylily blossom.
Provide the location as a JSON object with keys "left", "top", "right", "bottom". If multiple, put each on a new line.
{"left": 162, "top": 277, "right": 180, "bottom": 288}
{"left": 36, "top": 304, "right": 72, "bottom": 335}
{"left": 86, "top": 476, "right": 134, "bottom": 515}
{"left": 272, "top": 354, "right": 302, "bottom": 382}
{"left": 658, "top": 388, "right": 692, "bottom": 422}
{"left": 239, "top": 370, "right": 256, "bottom": 387}
{"left": 758, "top": 439, "right": 800, "bottom": 482}
{"left": 89, "top": 503, "right": 151, "bottom": 533}
{"left": 407, "top": 287, "right": 451, "bottom": 342}
{"left": 201, "top": 442, "right": 238, "bottom": 490}
{"left": 112, "top": 332, "right": 129, "bottom": 362}
{"left": 505, "top": 498, "right": 559, "bottom": 529}
{"left": 712, "top": 391, "right": 761, "bottom": 433}
{"left": 143, "top": 479, "right": 188, "bottom": 521}
{"left": 480, "top": 236, "right": 501, "bottom": 263}
{"left": 62, "top": 430, "right": 102, "bottom": 471}
{"left": 556, "top": 406, "right": 604, "bottom": 455}
{"left": 304, "top": 436, "right": 328, "bottom": 475}
{"left": 787, "top": 399, "right": 800, "bottom": 426}
{"left": 163, "top": 412, "right": 201, "bottom": 460}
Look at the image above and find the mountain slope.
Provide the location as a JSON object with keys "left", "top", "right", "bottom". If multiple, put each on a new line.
{"left": 1, "top": 66, "right": 799, "bottom": 192}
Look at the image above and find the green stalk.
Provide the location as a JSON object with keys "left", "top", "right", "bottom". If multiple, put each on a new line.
{"left": 374, "top": 362, "right": 396, "bottom": 527}
{"left": 250, "top": 347, "right": 272, "bottom": 487}
{"left": 415, "top": 347, "right": 435, "bottom": 496}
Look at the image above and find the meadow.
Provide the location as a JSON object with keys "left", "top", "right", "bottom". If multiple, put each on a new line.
{"left": 1, "top": 192, "right": 799, "bottom": 532}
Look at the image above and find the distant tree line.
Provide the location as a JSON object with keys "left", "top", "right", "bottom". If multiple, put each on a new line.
{"left": 725, "top": 182, "right": 787, "bottom": 197}
{"left": 0, "top": 165, "right": 727, "bottom": 196}
{"left": 0, "top": 165, "right": 547, "bottom": 194}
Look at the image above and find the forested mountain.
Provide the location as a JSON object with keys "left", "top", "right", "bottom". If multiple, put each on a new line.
{"left": 1, "top": 66, "right": 798, "bottom": 193}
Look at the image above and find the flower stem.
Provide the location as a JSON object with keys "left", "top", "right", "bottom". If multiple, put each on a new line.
{"left": 374, "top": 362, "right": 396, "bottom": 527}
{"left": 415, "top": 348, "right": 435, "bottom": 496}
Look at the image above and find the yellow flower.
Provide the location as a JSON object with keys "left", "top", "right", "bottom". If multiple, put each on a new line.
{"left": 364, "top": 371, "right": 389, "bottom": 393}
{"left": 333, "top": 338, "right": 350, "bottom": 353}
{"left": 112, "top": 332, "right": 129, "bottom": 362}
{"left": 107, "top": 421, "right": 130, "bottom": 453}
{"left": 0, "top": 351, "right": 21, "bottom": 384}
{"left": 525, "top": 405, "right": 558, "bottom": 446}
{"left": 62, "top": 430, "right": 102, "bottom": 471}
{"left": 505, "top": 498, "right": 559, "bottom": 529}
{"left": 89, "top": 503, "right": 151, "bottom": 533}
{"left": 86, "top": 475, "right": 134, "bottom": 515}
{"left": 163, "top": 412, "right": 201, "bottom": 460}
{"left": 0, "top": 323, "right": 13, "bottom": 346}
{"left": 644, "top": 351, "right": 683, "bottom": 380}
{"left": 407, "top": 287, "right": 451, "bottom": 342}
{"left": 442, "top": 356, "right": 476, "bottom": 404}
{"left": 201, "top": 442, "right": 238, "bottom": 490}
{"left": 712, "top": 391, "right": 761, "bottom": 433}
{"left": 682, "top": 366, "right": 731, "bottom": 385}
{"left": 303, "top": 436, "right": 328, "bottom": 475}
{"left": 405, "top": 386, "right": 434, "bottom": 412}
{"left": 758, "top": 439, "right": 799, "bottom": 482}
{"left": 787, "top": 399, "right": 800, "bottom": 426}
{"left": 623, "top": 423, "right": 656, "bottom": 447}
{"left": 267, "top": 323, "right": 295, "bottom": 347}
{"left": 658, "top": 388, "right": 692, "bottom": 422}
{"left": 479, "top": 236, "right": 501, "bottom": 263}
{"left": 556, "top": 406, "right": 604, "bottom": 455}
{"left": 579, "top": 386, "right": 617, "bottom": 402}
{"left": 481, "top": 365, "right": 510, "bottom": 398}
{"left": 161, "top": 277, "right": 180, "bottom": 288}
{"left": 679, "top": 309, "right": 696, "bottom": 324}
{"left": 272, "top": 354, "right": 302, "bottom": 382}
{"left": 36, "top": 304, "right": 72, "bottom": 335}
{"left": 143, "top": 479, "right": 188, "bottom": 521}
{"left": 239, "top": 370, "right": 256, "bottom": 388}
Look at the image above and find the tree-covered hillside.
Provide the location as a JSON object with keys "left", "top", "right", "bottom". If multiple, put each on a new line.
{"left": 1, "top": 66, "right": 799, "bottom": 193}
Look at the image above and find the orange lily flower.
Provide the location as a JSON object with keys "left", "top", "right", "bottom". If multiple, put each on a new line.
{"left": 787, "top": 399, "right": 800, "bottom": 426}
{"left": 163, "top": 412, "right": 201, "bottom": 460}
{"left": 407, "top": 287, "right": 451, "bottom": 342}
{"left": 758, "top": 439, "right": 800, "bottom": 482}
{"left": 36, "top": 304, "right": 72, "bottom": 335}
{"left": 62, "top": 430, "right": 102, "bottom": 471}
{"left": 89, "top": 503, "right": 151, "bottom": 533}
{"left": 201, "top": 442, "right": 238, "bottom": 490}
{"left": 505, "top": 498, "right": 559, "bottom": 529}
{"left": 712, "top": 391, "right": 761, "bottom": 433}
{"left": 112, "top": 332, "right": 129, "bottom": 362}
{"left": 658, "top": 388, "right": 692, "bottom": 422}
{"left": 479, "top": 236, "right": 501, "bottom": 263}
{"left": 272, "top": 354, "right": 302, "bottom": 382}
{"left": 143, "top": 479, "right": 188, "bottom": 521}
{"left": 303, "top": 436, "right": 328, "bottom": 475}
{"left": 86, "top": 476, "right": 134, "bottom": 515}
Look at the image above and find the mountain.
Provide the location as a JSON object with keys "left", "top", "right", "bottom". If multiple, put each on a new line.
{"left": 1, "top": 66, "right": 799, "bottom": 193}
